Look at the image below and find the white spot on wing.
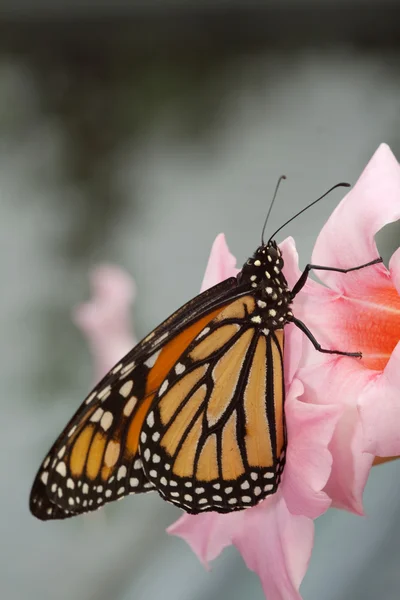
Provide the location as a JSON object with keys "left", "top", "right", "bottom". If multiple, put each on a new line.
{"left": 91, "top": 408, "right": 104, "bottom": 423}
{"left": 117, "top": 465, "right": 127, "bottom": 480}
{"left": 56, "top": 462, "right": 67, "bottom": 477}
{"left": 120, "top": 380, "right": 133, "bottom": 397}
{"left": 98, "top": 385, "right": 111, "bottom": 401}
{"left": 120, "top": 361, "right": 135, "bottom": 378}
{"left": 144, "top": 350, "right": 161, "bottom": 369}
{"left": 123, "top": 396, "right": 137, "bottom": 417}
{"left": 85, "top": 392, "right": 96, "bottom": 405}
{"left": 159, "top": 380, "right": 169, "bottom": 396}
{"left": 196, "top": 327, "right": 210, "bottom": 340}
{"left": 67, "top": 425, "right": 77, "bottom": 438}
{"left": 100, "top": 411, "right": 113, "bottom": 431}
{"left": 40, "top": 472, "right": 48, "bottom": 485}
{"left": 175, "top": 363, "right": 185, "bottom": 375}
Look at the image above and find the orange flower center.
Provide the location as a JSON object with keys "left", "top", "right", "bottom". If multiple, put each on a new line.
{"left": 337, "top": 283, "right": 400, "bottom": 371}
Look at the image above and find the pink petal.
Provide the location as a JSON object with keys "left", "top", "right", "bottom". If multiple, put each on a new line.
{"left": 282, "top": 383, "right": 342, "bottom": 519}
{"left": 359, "top": 341, "right": 400, "bottom": 457}
{"left": 311, "top": 144, "right": 400, "bottom": 294}
{"left": 299, "top": 359, "right": 375, "bottom": 514}
{"left": 73, "top": 264, "right": 137, "bottom": 381}
{"left": 280, "top": 237, "right": 304, "bottom": 292}
{"left": 169, "top": 495, "right": 313, "bottom": 600}
{"left": 200, "top": 233, "right": 239, "bottom": 292}
{"left": 167, "top": 510, "right": 242, "bottom": 568}
{"left": 232, "top": 495, "right": 314, "bottom": 600}
{"left": 279, "top": 237, "right": 340, "bottom": 368}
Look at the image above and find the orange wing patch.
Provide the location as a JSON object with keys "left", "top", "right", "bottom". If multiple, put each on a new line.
{"left": 145, "top": 307, "right": 224, "bottom": 396}
{"left": 272, "top": 330, "right": 285, "bottom": 457}
{"left": 221, "top": 411, "right": 245, "bottom": 479}
{"left": 214, "top": 296, "right": 255, "bottom": 321}
{"left": 244, "top": 335, "right": 273, "bottom": 468}
{"left": 196, "top": 434, "right": 219, "bottom": 481}
{"left": 206, "top": 328, "right": 254, "bottom": 427}
{"left": 161, "top": 385, "right": 207, "bottom": 456}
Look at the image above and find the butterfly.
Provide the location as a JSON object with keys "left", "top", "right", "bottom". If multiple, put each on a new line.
{"left": 30, "top": 181, "right": 382, "bottom": 520}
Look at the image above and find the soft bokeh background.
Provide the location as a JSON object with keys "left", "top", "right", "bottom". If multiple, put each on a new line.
{"left": 2, "top": 3, "right": 400, "bottom": 599}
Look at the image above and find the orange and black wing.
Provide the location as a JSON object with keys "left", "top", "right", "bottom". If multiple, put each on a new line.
{"left": 139, "top": 295, "right": 286, "bottom": 514}
{"left": 30, "top": 277, "right": 250, "bottom": 520}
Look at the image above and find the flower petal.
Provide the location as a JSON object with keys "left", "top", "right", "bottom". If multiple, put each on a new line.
{"left": 359, "top": 340, "right": 400, "bottom": 457}
{"left": 169, "top": 494, "right": 313, "bottom": 600}
{"left": 283, "top": 383, "right": 342, "bottom": 519}
{"left": 73, "top": 264, "right": 137, "bottom": 381}
{"left": 167, "top": 510, "right": 242, "bottom": 568}
{"left": 298, "top": 358, "right": 375, "bottom": 514}
{"left": 232, "top": 495, "right": 314, "bottom": 600}
{"left": 311, "top": 144, "right": 400, "bottom": 294}
{"left": 200, "top": 233, "right": 239, "bottom": 292}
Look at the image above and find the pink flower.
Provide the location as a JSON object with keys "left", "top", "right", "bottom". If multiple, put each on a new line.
{"left": 74, "top": 145, "right": 400, "bottom": 600}
{"left": 73, "top": 264, "right": 137, "bottom": 381}
{"left": 168, "top": 235, "right": 342, "bottom": 600}
{"left": 75, "top": 237, "right": 342, "bottom": 600}
{"left": 283, "top": 144, "right": 400, "bottom": 515}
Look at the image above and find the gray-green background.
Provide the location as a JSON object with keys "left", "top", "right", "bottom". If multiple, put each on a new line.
{"left": 2, "top": 4, "right": 400, "bottom": 600}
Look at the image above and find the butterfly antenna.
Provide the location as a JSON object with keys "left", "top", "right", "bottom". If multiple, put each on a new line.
{"left": 267, "top": 182, "right": 351, "bottom": 243}
{"left": 261, "top": 175, "right": 287, "bottom": 245}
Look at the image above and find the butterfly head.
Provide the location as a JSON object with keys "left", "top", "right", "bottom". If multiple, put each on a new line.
{"left": 239, "top": 240, "right": 285, "bottom": 288}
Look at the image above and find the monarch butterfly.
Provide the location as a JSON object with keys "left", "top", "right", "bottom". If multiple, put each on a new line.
{"left": 30, "top": 180, "right": 382, "bottom": 520}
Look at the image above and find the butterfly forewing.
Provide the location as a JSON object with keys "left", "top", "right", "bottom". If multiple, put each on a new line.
{"left": 139, "top": 295, "right": 286, "bottom": 513}
{"left": 30, "top": 278, "right": 244, "bottom": 520}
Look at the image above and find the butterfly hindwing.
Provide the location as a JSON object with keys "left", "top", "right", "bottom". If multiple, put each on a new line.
{"left": 139, "top": 295, "right": 287, "bottom": 513}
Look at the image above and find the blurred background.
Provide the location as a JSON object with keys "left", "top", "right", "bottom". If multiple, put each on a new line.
{"left": 2, "top": 2, "right": 400, "bottom": 599}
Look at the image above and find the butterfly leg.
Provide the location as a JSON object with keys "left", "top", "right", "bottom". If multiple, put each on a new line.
{"left": 290, "top": 316, "right": 362, "bottom": 358}
{"left": 291, "top": 257, "right": 383, "bottom": 298}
